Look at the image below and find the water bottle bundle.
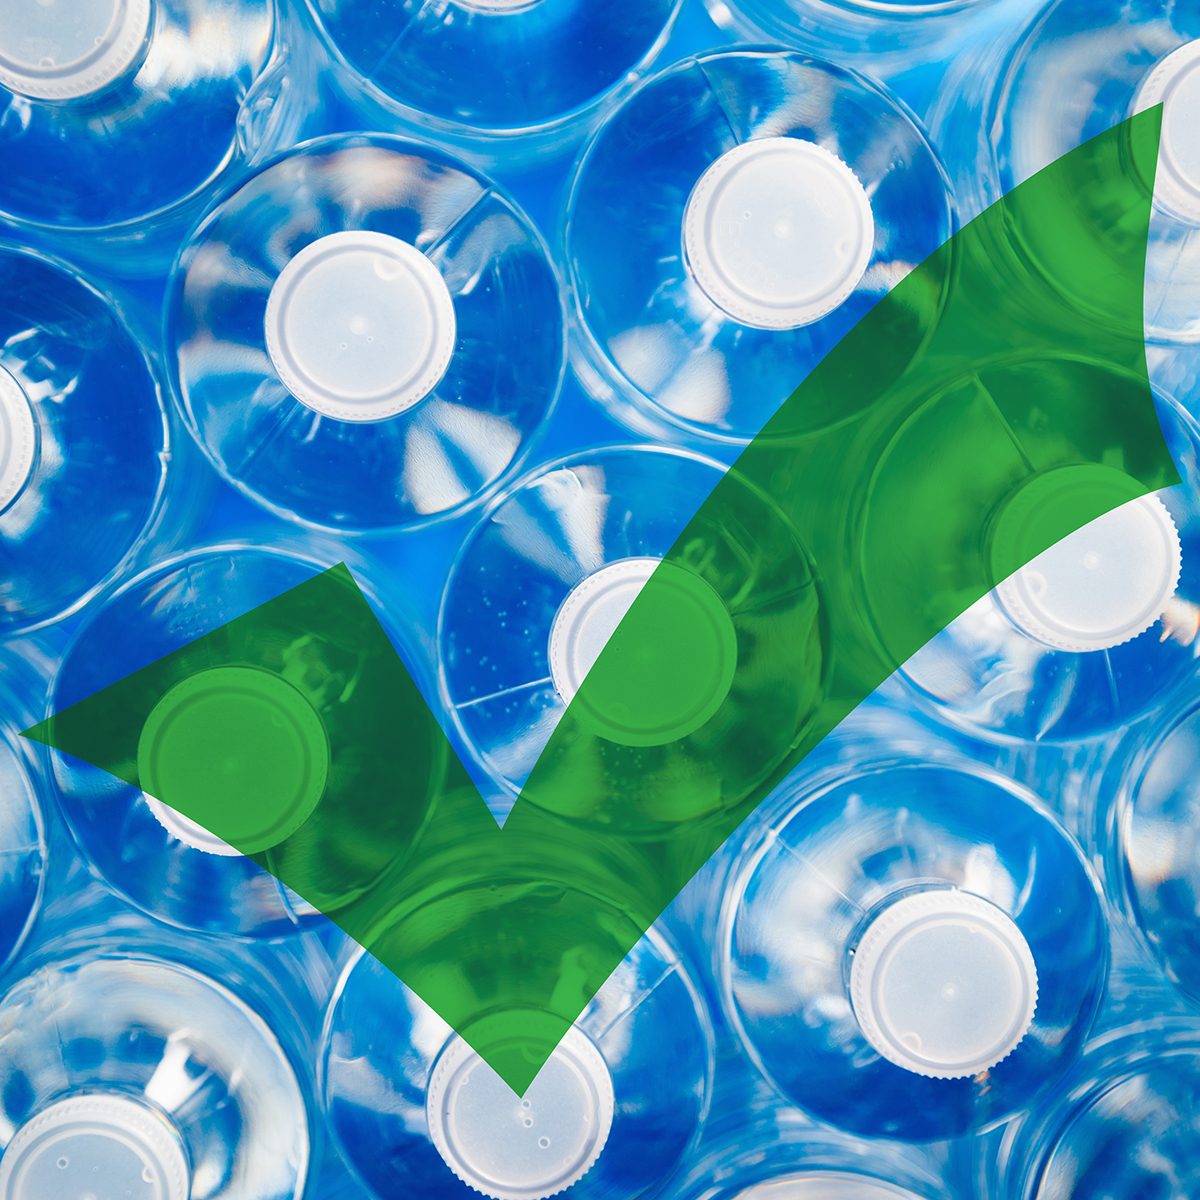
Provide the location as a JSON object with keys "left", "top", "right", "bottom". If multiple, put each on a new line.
{"left": 2, "top": 1, "right": 1200, "bottom": 1198}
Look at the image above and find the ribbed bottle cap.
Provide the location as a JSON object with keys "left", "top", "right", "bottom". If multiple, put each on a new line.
{"left": 991, "top": 466, "right": 1181, "bottom": 654}
{"left": 0, "top": 365, "right": 35, "bottom": 514}
{"left": 1135, "top": 41, "right": 1200, "bottom": 224}
{"left": 850, "top": 890, "right": 1038, "bottom": 1080}
{"left": 683, "top": 136, "right": 875, "bottom": 330}
{"left": 0, "top": 1094, "right": 189, "bottom": 1200}
{"left": 0, "top": 0, "right": 151, "bottom": 101}
{"left": 138, "top": 666, "right": 330, "bottom": 856}
{"left": 426, "top": 1026, "right": 615, "bottom": 1200}
{"left": 548, "top": 557, "right": 738, "bottom": 747}
{"left": 265, "top": 231, "right": 457, "bottom": 422}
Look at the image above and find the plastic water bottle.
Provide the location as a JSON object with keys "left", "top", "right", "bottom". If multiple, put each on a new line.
{"left": 705, "top": 0, "right": 1009, "bottom": 71}
{"left": 0, "top": 941, "right": 310, "bottom": 1200}
{"left": 166, "top": 134, "right": 565, "bottom": 533}
{"left": 564, "top": 47, "right": 954, "bottom": 445}
{"left": 0, "top": 0, "right": 305, "bottom": 276}
{"left": 673, "top": 1111, "right": 951, "bottom": 1200}
{"left": 888, "top": 385, "right": 1200, "bottom": 744}
{"left": 45, "top": 542, "right": 420, "bottom": 938}
{"left": 0, "top": 656, "right": 46, "bottom": 978}
{"left": 320, "top": 922, "right": 712, "bottom": 1200}
{"left": 718, "top": 754, "right": 1107, "bottom": 1141}
{"left": 1098, "top": 689, "right": 1200, "bottom": 1010}
{"left": 0, "top": 243, "right": 169, "bottom": 636}
{"left": 986, "top": 1016, "right": 1200, "bottom": 1199}
{"left": 438, "top": 443, "right": 824, "bottom": 801}
{"left": 955, "top": 0, "right": 1200, "bottom": 346}
{"left": 301, "top": 0, "right": 682, "bottom": 165}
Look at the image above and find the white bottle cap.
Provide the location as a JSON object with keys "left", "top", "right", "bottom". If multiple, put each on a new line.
{"left": 735, "top": 1176, "right": 924, "bottom": 1200}
{"left": 1135, "top": 41, "right": 1200, "bottom": 224}
{"left": 0, "top": 0, "right": 151, "bottom": 101}
{"left": 426, "top": 1026, "right": 615, "bottom": 1200}
{"left": 0, "top": 1094, "right": 189, "bottom": 1200}
{"left": 0, "top": 365, "right": 35, "bottom": 514}
{"left": 264, "top": 231, "right": 457, "bottom": 423}
{"left": 548, "top": 557, "right": 738, "bottom": 746}
{"left": 136, "top": 667, "right": 330, "bottom": 857}
{"left": 850, "top": 890, "right": 1038, "bottom": 1080}
{"left": 143, "top": 794, "right": 242, "bottom": 856}
{"left": 992, "top": 468, "right": 1181, "bottom": 654}
{"left": 683, "top": 136, "right": 875, "bottom": 330}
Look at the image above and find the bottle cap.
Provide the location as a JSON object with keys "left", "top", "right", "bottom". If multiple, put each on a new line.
{"left": 683, "top": 136, "right": 874, "bottom": 330}
{"left": 137, "top": 666, "right": 330, "bottom": 856}
{"left": 0, "top": 0, "right": 151, "bottom": 101}
{"left": 735, "top": 1176, "right": 924, "bottom": 1200}
{"left": 1135, "top": 41, "right": 1200, "bottom": 224}
{"left": 265, "top": 231, "right": 457, "bottom": 422}
{"left": 0, "top": 1094, "right": 189, "bottom": 1200}
{"left": 548, "top": 557, "right": 738, "bottom": 747}
{"left": 426, "top": 1026, "right": 615, "bottom": 1200}
{"left": 0, "top": 365, "right": 35, "bottom": 515}
{"left": 455, "top": 0, "right": 542, "bottom": 10}
{"left": 850, "top": 890, "right": 1038, "bottom": 1079}
{"left": 991, "top": 466, "right": 1181, "bottom": 654}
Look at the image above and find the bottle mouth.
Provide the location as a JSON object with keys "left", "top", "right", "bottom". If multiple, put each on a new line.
{"left": 1134, "top": 40, "right": 1200, "bottom": 225}
{"left": 683, "top": 136, "right": 875, "bottom": 330}
{"left": 0, "top": 1093, "right": 190, "bottom": 1200}
{"left": 849, "top": 889, "right": 1038, "bottom": 1079}
{"left": 990, "top": 465, "right": 1181, "bottom": 654}
{"left": 548, "top": 557, "right": 739, "bottom": 747}
{"left": 0, "top": 365, "right": 35, "bottom": 515}
{"left": 426, "top": 1024, "right": 615, "bottom": 1200}
{"left": 264, "top": 231, "right": 457, "bottom": 423}
{"left": 0, "top": 0, "right": 151, "bottom": 101}
{"left": 137, "top": 666, "right": 330, "bottom": 856}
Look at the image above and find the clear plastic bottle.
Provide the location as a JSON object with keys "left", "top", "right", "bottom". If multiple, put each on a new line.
{"left": 564, "top": 47, "right": 954, "bottom": 445}
{"left": 1098, "top": 689, "right": 1200, "bottom": 1011}
{"left": 0, "top": 243, "right": 169, "bottom": 636}
{"left": 320, "top": 922, "right": 712, "bottom": 1200}
{"left": 706, "top": 0, "right": 1010, "bottom": 72}
{"left": 0, "top": 653, "right": 46, "bottom": 978}
{"left": 674, "top": 1111, "right": 951, "bottom": 1200}
{"left": 877, "top": 379, "right": 1200, "bottom": 745}
{"left": 45, "top": 543, "right": 422, "bottom": 938}
{"left": 987, "top": 1016, "right": 1200, "bottom": 1199}
{"left": 952, "top": 0, "right": 1200, "bottom": 345}
{"left": 719, "top": 755, "right": 1107, "bottom": 1140}
{"left": 166, "top": 134, "right": 565, "bottom": 533}
{"left": 0, "top": 944, "right": 310, "bottom": 1200}
{"left": 0, "top": 0, "right": 306, "bottom": 277}
{"left": 437, "top": 443, "right": 824, "bottom": 803}
{"left": 301, "top": 0, "right": 682, "bottom": 167}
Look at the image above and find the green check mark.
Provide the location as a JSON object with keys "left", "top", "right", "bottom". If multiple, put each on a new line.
{"left": 26, "top": 110, "right": 1177, "bottom": 1094}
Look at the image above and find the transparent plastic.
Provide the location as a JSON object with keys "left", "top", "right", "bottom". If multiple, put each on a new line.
{"left": 879, "top": 378, "right": 1200, "bottom": 744}
{"left": 565, "top": 48, "right": 954, "bottom": 444}
{"left": 0, "top": 0, "right": 300, "bottom": 276}
{"left": 46, "top": 544, "right": 413, "bottom": 937}
{"left": 439, "top": 444, "right": 823, "bottom": 799}
{"left": 990, "top": 1017, "right": 1200, "bottom": 1199}
{"left": 971, "top": 0, "right": 1200, "bottom": 343}
{"left": 0, "top": 952, "right": 309, "bottom": 1200}
{"left": 321, "top": 925, "right": 712, "bottom": 1200}
{"left": 0, "top": 245, "right": 168, "bottom": 635}
{"left": 167, "top": 135, "right": 564, "bottom": 532}
{"left": 1104, "top": 695, "right": 1200, "bottom": 1009}
{"left": 708, "top": 0, "right": 1002, "bottom": 70}
{"left": 303, "top": 0, "right": 682, "bottom": 162}
{"left": 720, "top": 758, "right": 1107, "bottom": 1139}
